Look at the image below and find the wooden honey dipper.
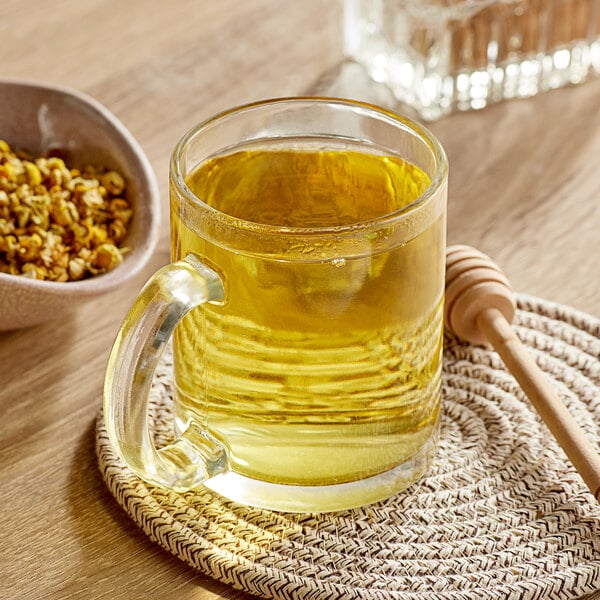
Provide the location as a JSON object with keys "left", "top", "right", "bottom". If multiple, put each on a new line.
{"left": 445, "top": 244, "right": 600, "bottom": 502}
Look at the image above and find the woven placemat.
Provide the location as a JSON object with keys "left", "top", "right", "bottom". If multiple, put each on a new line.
{"left": 96, "top": 294, "right": 600, "bottom": 600}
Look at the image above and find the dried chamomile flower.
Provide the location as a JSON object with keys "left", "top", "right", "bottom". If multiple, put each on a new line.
{"left": 0, "top": 139, "right": 133, "bottom": 281}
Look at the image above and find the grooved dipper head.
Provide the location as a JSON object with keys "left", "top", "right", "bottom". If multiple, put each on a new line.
{"left": 445, "top": 245, "right": 516, "bottom": 346}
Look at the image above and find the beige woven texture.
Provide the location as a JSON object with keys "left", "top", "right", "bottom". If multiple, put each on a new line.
{"left": 97, "top": 294, "right": 600, "bottom": 599}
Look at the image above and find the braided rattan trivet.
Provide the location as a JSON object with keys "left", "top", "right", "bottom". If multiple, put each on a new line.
{"left": 96, "top": 294, "right": 600, "bottom": 600}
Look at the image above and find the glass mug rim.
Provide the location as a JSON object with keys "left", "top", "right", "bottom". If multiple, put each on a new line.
{"left": 170, "top": 96, "right": 448, "bottom": 237}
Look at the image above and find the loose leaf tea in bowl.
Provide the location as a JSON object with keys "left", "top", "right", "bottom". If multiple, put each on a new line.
{"left": 0, "top": 139, "right": 133, "bottom": 282}
{"left": 0, "top": 77, "right": 160, "bottom": 330}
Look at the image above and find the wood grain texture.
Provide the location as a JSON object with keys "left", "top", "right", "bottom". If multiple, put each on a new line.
{"left": 0, "top": 1, "right": 598, "bottom": 599}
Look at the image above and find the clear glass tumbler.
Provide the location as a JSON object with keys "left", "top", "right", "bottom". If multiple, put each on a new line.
{"left": 345, "top": 0, "right": 600, "bottom": 120}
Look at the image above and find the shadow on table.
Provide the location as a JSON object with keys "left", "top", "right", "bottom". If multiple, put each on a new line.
{"left": 63, "top": 414, "right": 250, "bottom": 599}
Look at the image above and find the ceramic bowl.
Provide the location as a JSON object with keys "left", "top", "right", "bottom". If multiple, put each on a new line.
{"left": 0, "top": 78, "right": 160, "bottom": 330}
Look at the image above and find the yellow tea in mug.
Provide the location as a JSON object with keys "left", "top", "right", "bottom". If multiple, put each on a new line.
{"left": 104, "top": 99, "right": 448, "bottom": 512}
{"left": 171, "top": 143, "right": 445, "bottom": 488}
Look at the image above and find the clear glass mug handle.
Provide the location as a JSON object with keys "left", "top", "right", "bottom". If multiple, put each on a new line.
{"left": 103, "top": 254, "right": 229, "bottom": 492}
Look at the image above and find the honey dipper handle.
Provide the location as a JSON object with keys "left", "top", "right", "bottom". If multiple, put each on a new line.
{"left": 478, "top": 306, "right": 600, "bottom": 501}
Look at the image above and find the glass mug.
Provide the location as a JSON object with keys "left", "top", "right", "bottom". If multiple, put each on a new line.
{"left": 104, "top": 98, "right": 448, "bottom": 513}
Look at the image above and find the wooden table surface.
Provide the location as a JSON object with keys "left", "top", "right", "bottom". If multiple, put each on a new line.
{"left": 1, "top": 1, "right": 599, "bottom": 599}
